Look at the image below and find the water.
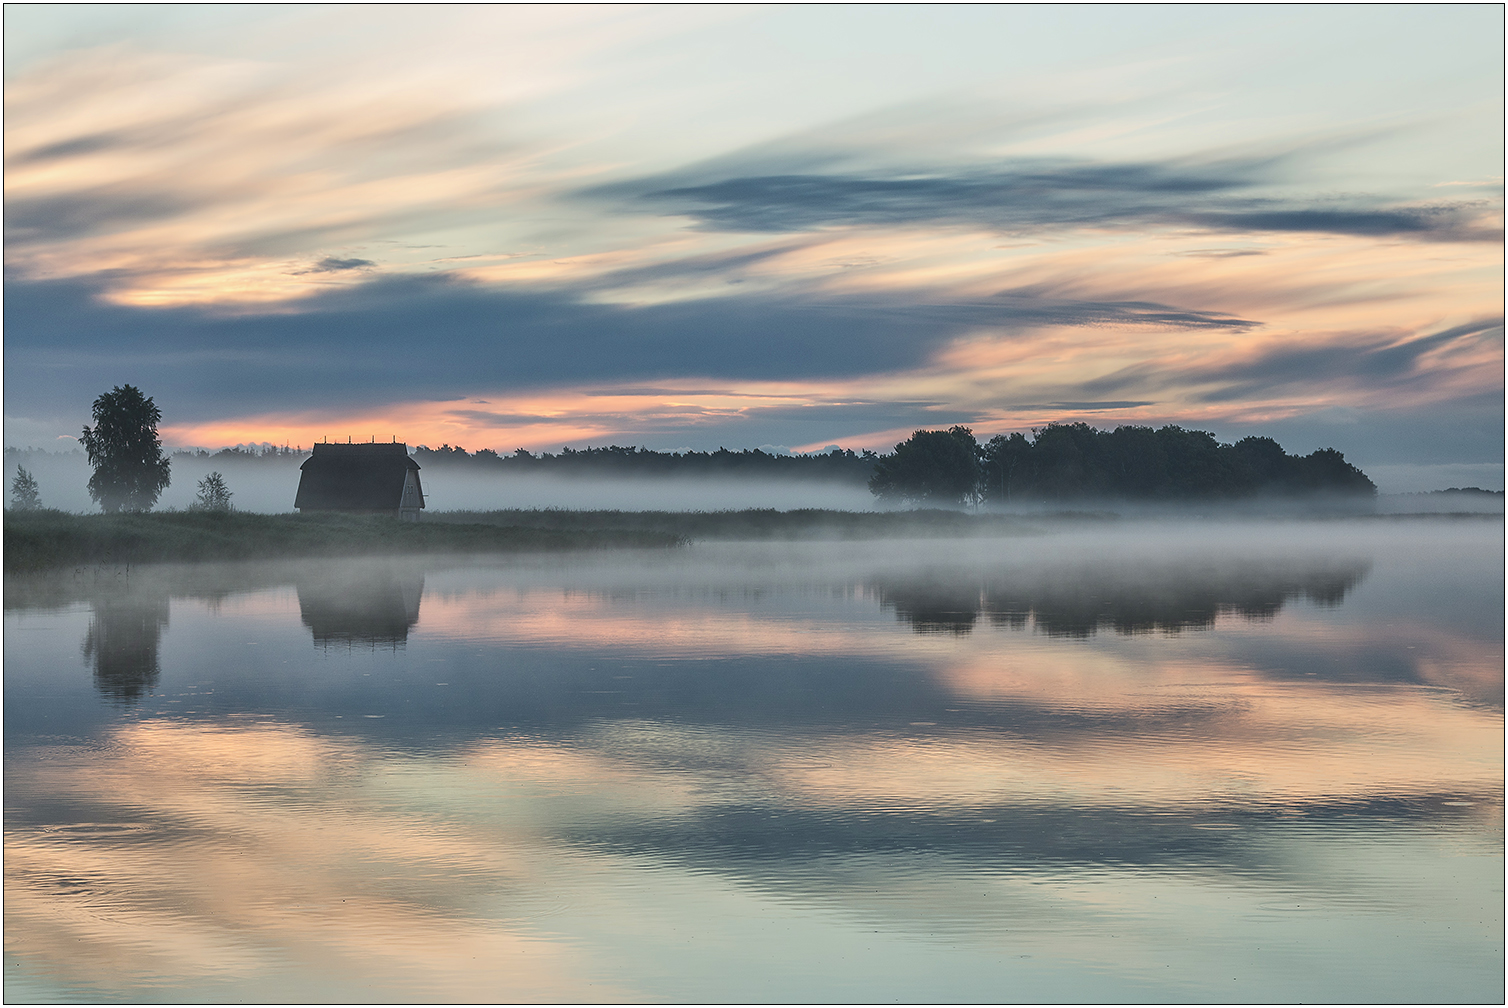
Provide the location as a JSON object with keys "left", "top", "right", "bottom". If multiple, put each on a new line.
{"left": 5, "top": 519, "right": 1502, "bottom": 1003}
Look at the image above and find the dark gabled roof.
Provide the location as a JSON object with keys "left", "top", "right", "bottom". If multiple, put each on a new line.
{"left": 294, "top": 442, "right": 422, "bottom": 511}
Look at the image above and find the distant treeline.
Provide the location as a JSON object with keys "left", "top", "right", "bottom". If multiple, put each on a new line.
{"left": 412, "top": 443, "right": 880, "bottom": 482}
{"left": 408, "top": 427, "right": 1377, "bottom": 502}
{"left": 8, "top": 423, "right": 1381, "bottom": 507}
{"left": 172, "top": 444, "right": 308, "bottom": 461}
{"left": 974, "top": 423, "right": 1377, "bottom": 504}
{"left": 141, "top": 443, "right": 880, "bottom": 482}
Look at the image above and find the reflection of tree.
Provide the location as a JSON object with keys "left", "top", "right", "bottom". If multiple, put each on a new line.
{"left": 870, "top": 580, "right": 980, "bottom": 635}
{"left": 83, "top": 591, "right": 169, "bottom": 702}
{"left": 874, "top": 559, "right": 1372, "bottom": 637}
{"left": 298, "top": 569, "right": 423, "bottom": 649}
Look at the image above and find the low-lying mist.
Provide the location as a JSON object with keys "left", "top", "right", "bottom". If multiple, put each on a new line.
{"left": 11, "top": 518, "right": 1500, "bottom": 707}
{"left": 4, "top": 453, "right": 878, "bottom": 513}
{"left": 6, "top": 452, "right": 1502, "bottom": 516}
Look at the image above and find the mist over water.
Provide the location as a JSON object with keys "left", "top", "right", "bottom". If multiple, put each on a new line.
{"left": 416, "top": 470, "right": 879, "bottom": 512}
{"left": 4, "top": 519, "right": 1502, "bottom": 1002}
{"left": 6, "top": 450, "right": 1504, "bottom": 515}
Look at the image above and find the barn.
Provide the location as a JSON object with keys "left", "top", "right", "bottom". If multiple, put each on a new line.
{"left": 293, "top": 442, "right": 426, "bottom": 520}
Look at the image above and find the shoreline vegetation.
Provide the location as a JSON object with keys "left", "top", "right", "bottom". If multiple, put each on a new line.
{"left": 6, "top": 505, "right": 1501, "bottom": 573}
{"left": 9, "top": 421, "right": 1398, "bottom": 504}
{"left": 2, "top": 510, "right": 685, "bottom": 573}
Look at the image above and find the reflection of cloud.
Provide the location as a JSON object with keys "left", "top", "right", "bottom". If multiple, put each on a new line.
{"left": 6, "top": 528, "right": 1503, "bottom": 997}
{"left": 9, "top": 700, "right": 1499, "bottom": 997}
{"left": 5, "top": 722, "right": 631, "bottom": 1001}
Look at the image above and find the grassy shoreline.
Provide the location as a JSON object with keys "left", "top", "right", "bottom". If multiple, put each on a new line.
{"left": 2, "top": 510, "right": 684, "bottom": 572}
{"left": 6, "top": 506, "right": 1497, "bottom": 573}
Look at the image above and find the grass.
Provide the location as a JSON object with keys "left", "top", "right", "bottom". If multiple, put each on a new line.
{"left": 3, "top": 509, "right": 684, "bottom": 572}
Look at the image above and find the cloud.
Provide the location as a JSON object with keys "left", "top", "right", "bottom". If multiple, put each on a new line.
{"left": 1189, "top": 206, "right": 1492, "bottom": 239}
{"left": 2, "top": 270, "right": 1257, "bottom": 423}
{"left": 438, "top": 398, "right": 966, "bottom": 443}
{"left": 5, "top": 189, "right": 199, "bottom": 243}
{"left": 1010, "top": 401, "right": 1157, "bottom": 411}
{"left": 7, "top": 130, "right": 129, "bottom": 165}
{"left": 3, "top": 31, "right": 1497, "bottom": 465}
{"left": 580, "top": 387, "right": 780, "bottom": 398}
{"left": 1170, "top": 248, "right": 1269, "bottom": 259}
{"left": 2, "top": 45, "right": 540, "bottom": 301}
{"left": 290, "top": 257, "right": 378, "bottom": 275}
{"left": 600, "top": 159, "right": 1497, "bottom": 242}
{"left": 1083, "top": 318, "right": 1504, "bottom": 402}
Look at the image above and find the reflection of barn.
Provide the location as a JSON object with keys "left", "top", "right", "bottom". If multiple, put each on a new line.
{"left": 294, "top": 442, "right": 425, "bottom": 520}
{"left": 297, "top": 568, "right": 424, "bottom": 649}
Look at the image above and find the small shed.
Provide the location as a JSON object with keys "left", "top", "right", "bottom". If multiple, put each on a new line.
{"left": 294, "top": 442, "right": 425, "bottom": 520}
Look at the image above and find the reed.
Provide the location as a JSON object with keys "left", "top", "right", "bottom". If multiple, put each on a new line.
{"left": 3, "top": 510, "right": 684, "bottom": 572}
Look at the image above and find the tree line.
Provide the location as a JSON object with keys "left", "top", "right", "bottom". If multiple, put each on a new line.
{"left": 411, "top": 443, "right": 881, "bottom": 482}
{"left": 871, "top": 423, "right": 1376, "bottom": 506}
{"left": 8, "top": 385, "right": 1379, "bottom": 513}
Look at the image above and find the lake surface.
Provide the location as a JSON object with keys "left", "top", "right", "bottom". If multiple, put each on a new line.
{"left": 5, "top": 519, "right": 1502, "bottom": 1003}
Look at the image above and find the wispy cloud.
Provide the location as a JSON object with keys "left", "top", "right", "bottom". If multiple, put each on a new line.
{"left": 2, "top": 9, "right": 1500, "bottom": 471}
{"left": 1083, "top": 318, "right": 1505, "bottom": 404}
{"left": 1010, "top": 401, "right": 1158, "bottom": 411}
{"left": 604, "top": 160, "right": 1496, "bottom": 242}
{"left": 289, "top": 257, "right": 377, "bottom": 275}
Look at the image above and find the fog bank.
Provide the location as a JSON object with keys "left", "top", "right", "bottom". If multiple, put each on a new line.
{"left": 7, "top": 451, "right": 1502, "bottom": 516}
{"left": 2, "top": 452, "right": 878, "bottom": 513}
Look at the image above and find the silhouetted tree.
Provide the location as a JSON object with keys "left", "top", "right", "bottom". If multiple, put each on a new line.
{"left": 869, "top": 427, "right": 982, "bottom": 506}
{"left": 192, "top": 471, "right": 234, "bottom": 512}
{"left": 974, "top": 423, "right": 1375, "bottom": 503}
{"left": 9, "top": 466, "right": 41, "bottom": 510}
{"left": 982, "top": 432, "right": 1032, "bottom": 504}
{"left": 79, "top": 385, "right": 172, "bottom": 513}
{"left": 1292, "top": 448, "right": 1377, "bottom": 495}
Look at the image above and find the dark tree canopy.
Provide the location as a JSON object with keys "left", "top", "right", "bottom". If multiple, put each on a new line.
{"left": 409, "top": 443, "right": 880, "bottom": 482}
{"left": 868, "top": 426, "right": 983, "bottom": 506}
{"left": 979, "top": 422, "right": 1375, "bottom": 504}
{"left": 80, "top": 385, "right": 172, "bottom": 513}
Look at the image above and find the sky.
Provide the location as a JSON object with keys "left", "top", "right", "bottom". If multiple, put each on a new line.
{"left": 4, "top": 4, "right": 1503, "bottom": 489}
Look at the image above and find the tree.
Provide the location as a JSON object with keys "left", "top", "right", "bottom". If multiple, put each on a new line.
{"left": 192, "top": 471, "right": 234, "bottom": 512}
{"left": 982, "top": 432, "right": 1032, "bottom": 505}
{"left": 869, "top": 426, "right": 982, "bottom": 507}
{"left": 1293, "top": 448, "right": 1377, "bottom": 496}
{"left": 79, "top": 385, "right": 172, "bottom": 513}
{"left": 9, "top": 466, "right": 41, "bottom": 510}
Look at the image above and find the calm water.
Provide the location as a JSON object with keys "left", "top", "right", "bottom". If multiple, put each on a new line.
{"left": 5, "top": 520, "right": 1502, "bottom": 1003}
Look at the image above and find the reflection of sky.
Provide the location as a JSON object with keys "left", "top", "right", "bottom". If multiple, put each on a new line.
{"left": 4, "top": 524, "right": 1503, "bottom": 1001}
{"left": 3, "top": 6, "right": 1502, "bottom": 481}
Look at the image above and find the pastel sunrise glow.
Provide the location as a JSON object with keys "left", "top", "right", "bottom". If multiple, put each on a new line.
{"left": 5, "top": 5, "right": 1502, "bottom": 490}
